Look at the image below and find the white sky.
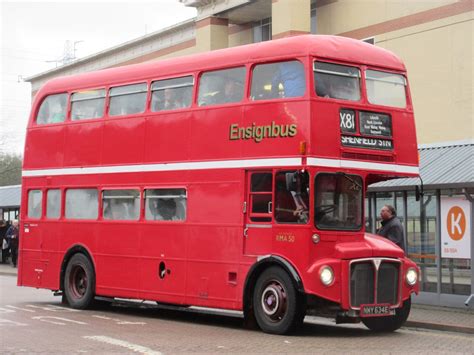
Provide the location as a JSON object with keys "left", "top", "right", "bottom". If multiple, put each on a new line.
{"left": 0, "top": 0, "right": 196, "bottom": 155}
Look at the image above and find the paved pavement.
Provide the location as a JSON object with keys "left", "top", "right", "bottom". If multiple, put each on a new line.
{"left": 1, "top": 263, "right": 473, "bottom": 334}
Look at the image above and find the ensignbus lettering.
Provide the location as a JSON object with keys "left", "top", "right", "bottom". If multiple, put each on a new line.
{"left": 229, "top": 121, "right": 297, "bottom": 143}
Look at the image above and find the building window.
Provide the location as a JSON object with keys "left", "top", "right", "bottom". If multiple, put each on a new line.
{"left": 310, "top": 2, "right": 317, "bottom": 34}
{"left": 362, "top": 37, "right": 375, "bottom": 45}
{"left": 253, "top": 18, "right": 271, "bottom": 43}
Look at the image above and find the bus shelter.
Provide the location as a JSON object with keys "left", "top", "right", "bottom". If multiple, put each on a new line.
{"left": 368, "top": 141, "right": 473, "bottom": 308}
{"left": 0, "top": 185, "right": 21, "bottom": 222}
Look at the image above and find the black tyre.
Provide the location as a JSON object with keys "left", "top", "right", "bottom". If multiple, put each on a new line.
{"left": 253, "top": 266, "right": 306, "bottom": 335}
{"left": 64, "top": 253, "right": 95, "bottom": 309}
{"left": 362, "top": 297, "right": 411, "bottom": 332}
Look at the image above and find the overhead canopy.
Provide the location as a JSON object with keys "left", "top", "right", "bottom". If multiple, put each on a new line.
{"left": 369, "top": 140, "right": 474, "bottom": 192}
{"left": 0, "top": 185, "right": 21, "bottom": 209}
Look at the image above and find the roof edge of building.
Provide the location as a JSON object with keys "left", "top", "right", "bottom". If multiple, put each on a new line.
{"left": 0, "top": 185, "right": 21, "bottom": 190}
{"left": 419, "top": 139, "right": 474, "bottom": 150}
{"left": 25, "top": 17, "right": 197, "bottom": 82}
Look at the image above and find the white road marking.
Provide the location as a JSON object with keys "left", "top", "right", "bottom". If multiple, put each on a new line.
{"left": 117, "top": 321, "right": 146, "bottom": 325}
{"left": 0, "top": 319, "right": 28, "bottom": 326}
{"left": 83, "top": 336, "right": 162, "bottom": 355}
{"left": 5, "top": 305, "right": 36, "bottom": 312}
{"left": 0, "top": 307, "right": 15, "bottom": 314}
{"left": 32, "top": 316, "right": 87, "bottom": 325}
{"left": 26, "top": 304, "right": 78, "bottom": 312}
{"left": 92, "top": 314, "right": 146, "bottom": 325}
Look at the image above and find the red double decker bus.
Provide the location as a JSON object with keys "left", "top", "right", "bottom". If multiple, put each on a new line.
{"left": 20, "top": 35, "right": 420, "bottom": 334}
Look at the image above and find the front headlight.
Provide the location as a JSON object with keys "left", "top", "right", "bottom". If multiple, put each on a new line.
{"left": 406, "top": 267, "right": 418, "bottom": 286}
{"left": 320, "top": 266, "right": 334, "bottom": 286}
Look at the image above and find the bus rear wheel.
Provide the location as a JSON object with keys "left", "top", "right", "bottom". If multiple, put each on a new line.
{"left": 361, "top": 297, "right": 411, "bottom": 332}
{"left": 253, "top": 266, "right": 305, "bottom": 335}
{"left": 64, "top": 253, "right": 95, "bottom": 309}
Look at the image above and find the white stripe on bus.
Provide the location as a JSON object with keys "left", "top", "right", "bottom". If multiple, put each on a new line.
{"left": 22, "top": 157, "right": 419, "bottom": 177}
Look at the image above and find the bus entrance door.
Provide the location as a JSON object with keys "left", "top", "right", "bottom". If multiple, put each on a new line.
{"left": 243, "top": 171, "right": 273, "bottom": 256}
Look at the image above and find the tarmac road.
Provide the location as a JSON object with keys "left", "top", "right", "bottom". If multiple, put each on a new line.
{"left": 1, "top": 274, "right": 473, "bottom": 354}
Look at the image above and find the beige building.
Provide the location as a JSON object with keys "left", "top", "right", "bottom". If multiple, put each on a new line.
{"left": 27, "top": 0, "right": 473, "bottom": 144}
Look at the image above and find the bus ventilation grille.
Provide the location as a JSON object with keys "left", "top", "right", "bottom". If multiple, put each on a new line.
{"left": 342, "top": 152, "right": 394, "bottom": 162}
{"left": 350, "top": 260, "right": 400, "bottom": 308}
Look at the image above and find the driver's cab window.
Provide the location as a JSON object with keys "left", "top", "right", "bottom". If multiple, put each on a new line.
{"left": 249, "top": 172, "right": 273, "bottom": 222}
{"left": 314, "top": 173, "right": 363, "bottom": 230}
{"left": 275, "top": 171, "right": 309, "bottom": 224}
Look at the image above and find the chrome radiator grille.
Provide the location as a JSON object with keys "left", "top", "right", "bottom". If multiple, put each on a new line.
{"left": 350, "top": 259, "right": 400, "bottom": 308}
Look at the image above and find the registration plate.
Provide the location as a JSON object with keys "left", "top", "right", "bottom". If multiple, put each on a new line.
{"left": 359, "top": 304, "right": 395, "bottom": 318}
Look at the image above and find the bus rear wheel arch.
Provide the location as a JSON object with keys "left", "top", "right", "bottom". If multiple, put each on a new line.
{"left": 251, "top": 266, "right": 306, "bottom": 334}
{"left": 63, "top": 253, "right": 96, "bottom": 309}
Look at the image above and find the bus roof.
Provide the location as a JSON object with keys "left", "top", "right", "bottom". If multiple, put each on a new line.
{"left": 38, "top": 35, "right": 406, "bottom": 95}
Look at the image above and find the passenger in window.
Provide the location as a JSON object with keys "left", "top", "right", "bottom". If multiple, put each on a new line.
{"left": 215, "top": 77, "right": 242, "bottom": 104}
{"left": 151, "top": 199, "right": 179, "bottom": 221}
{"left": 162, "top": 88, "right": 184, "bottom": 110}
{"left": 319, "top": 76, "right": 358, "bottom": 101}
{"left": 272, "top": 61, "right": 306, "bottom": 98}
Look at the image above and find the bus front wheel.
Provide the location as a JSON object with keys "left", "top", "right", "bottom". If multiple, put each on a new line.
{"left": 64, "top": 253, "right": 95, "bottom": 309}
{"left": 253, "top": 266, "right": 305, "bottom": 335}
{"left": 361, "top": 297, "right": 411, "bottom": 332}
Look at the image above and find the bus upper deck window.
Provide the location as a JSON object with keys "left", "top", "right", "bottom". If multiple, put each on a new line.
{"left": 151, "top": 76, "right": 194, "bottom": 112}
{"left": 251, "top": 60, "right": 305, "bottom": 101}
{"left": 198, "top": 67, "right": 245, "bottom": 106}
{"left": 36, "top": 93, "right": 68, "bottom": 124}
{"left": 71, "top": 89, "right": 106, "bottom": 120}
{"left": 314, "top": 62, "right": 360, "bottom": 101}
{"left": 109, "top": 83, "right": 147, "bottom": 116}
{"left": 366, "top": 70, "right": 407, "bottom": 108}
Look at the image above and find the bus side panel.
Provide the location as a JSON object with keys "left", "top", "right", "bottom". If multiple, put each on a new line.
{"left": 186, "top": 225, "right": 241, "bottom": 309}
{"left": 241, "top": 101, "right": 309, "bottom": 158}
{"left": 63, "top": 121, "right": 103, "bottom": 167}
{"left": 23, "top": 126, "right": 65, "bottom": 169}
{"left": 95, "top": 222, "right": 140, "bottom": 299}
{"left": 190, "top": 106, "right": 243, "bottom": 161}
{"left": 138, "top": 224, "right": 188, "bottom": 305}
{"left": 102, "top": 116, "right": 146, "bottom": 165}
{"left": 184, "top": 177, "right": 244, "bottom": 309}
{"left": 144, "top": 111, "right": 192, "bottom": 163}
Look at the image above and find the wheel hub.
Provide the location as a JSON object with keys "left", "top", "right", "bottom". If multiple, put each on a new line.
{"left": 261, "top": 281, "right": 287, "bottom": 320}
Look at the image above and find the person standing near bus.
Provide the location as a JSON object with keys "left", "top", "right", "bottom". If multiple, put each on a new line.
{"left": 6, "top": 220, "right": 19, "bottom": 267}
{"left": 377, "top": 205, "right": 406, "bottom": 252}
{"left": 0, "top": 220, "right": 9, "bottom": 263}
